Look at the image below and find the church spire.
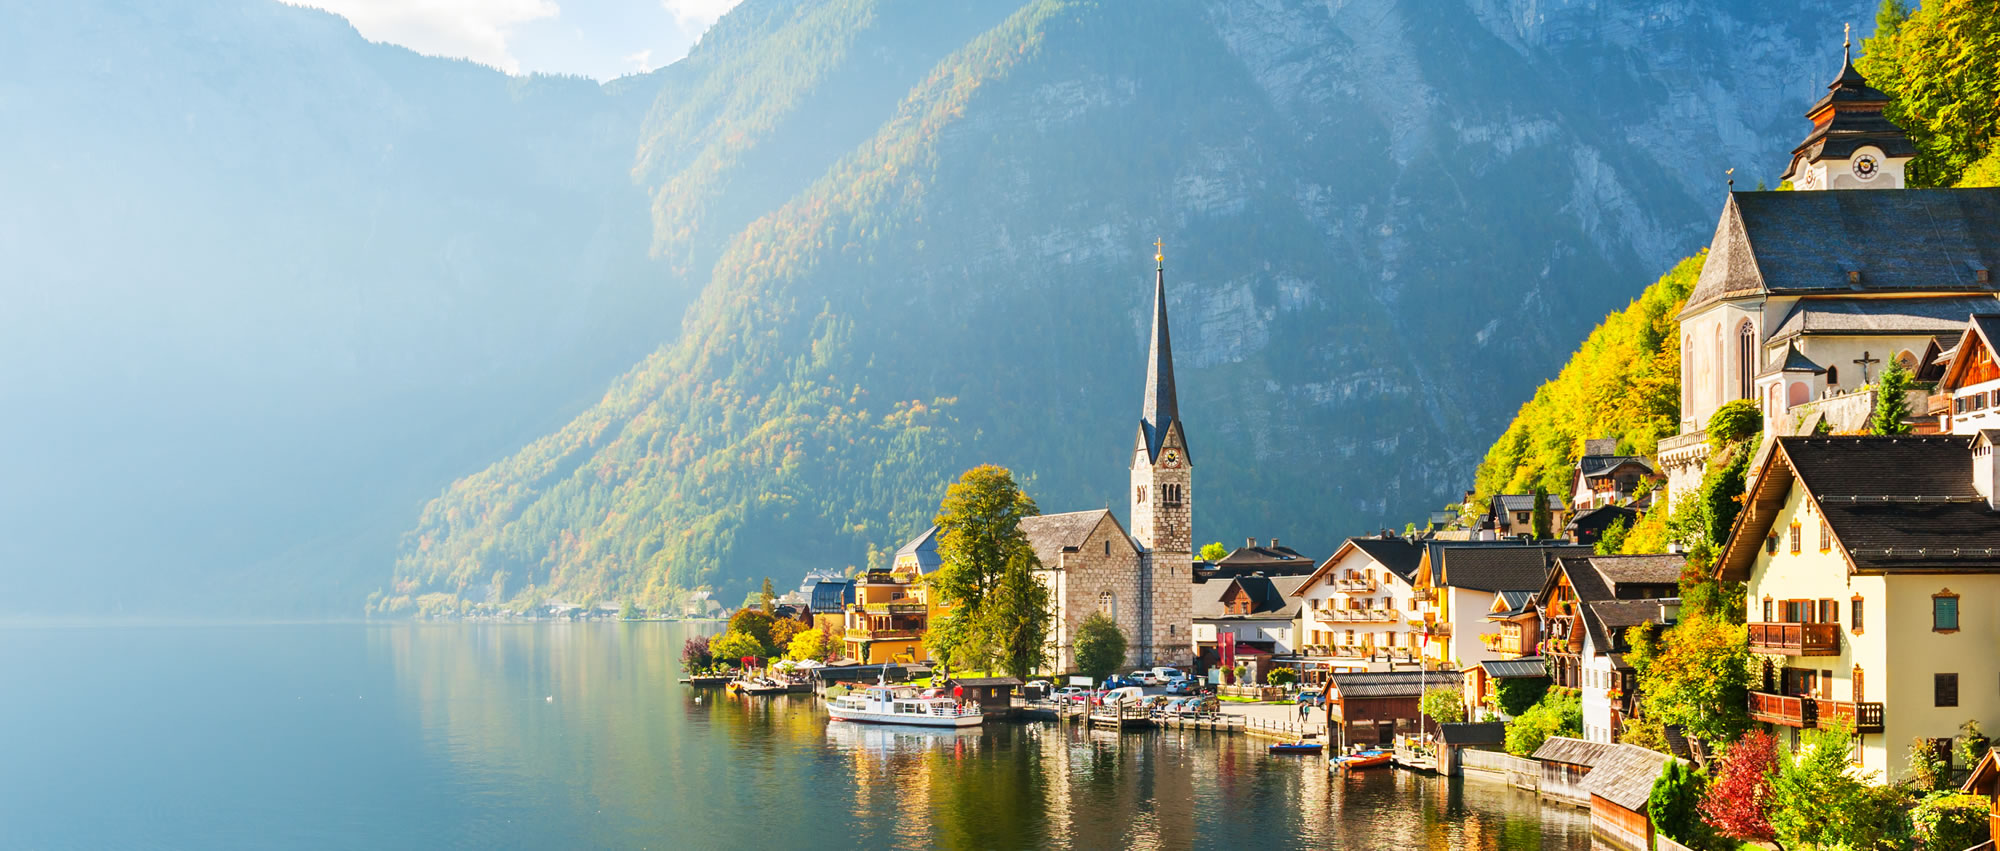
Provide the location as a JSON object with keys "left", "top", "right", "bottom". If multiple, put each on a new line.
{"left": 1140, "top": 241, "right": 1180, "bottom": 461}
{"left": 1780, "top": 24, "right": 1914, "bottom": 190}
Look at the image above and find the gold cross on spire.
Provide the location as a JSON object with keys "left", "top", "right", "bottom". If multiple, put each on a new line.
{"left": 1154, "top": 237, "right": 1164, "bottom": 266}
{"left": 1844, "top": 22, "right": 1851, "bottom": 48}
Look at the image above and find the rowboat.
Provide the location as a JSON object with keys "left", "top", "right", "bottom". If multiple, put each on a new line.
{"left": 1331, "top": 749, "right": 1393, "bottom": 770}
{"left": 1268, "top": 741, "right": 1323, "bottom": 755}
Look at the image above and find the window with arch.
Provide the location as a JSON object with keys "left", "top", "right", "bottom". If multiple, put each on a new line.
{"left": 1827, "top": 365, "right": 1839, "bottom": 386}
{"left": 1896, "top": 350, "right": 1918, "bottom": 371}
{"left": 1738, "top": 321, "right": 1756, "bottom": 398}
{"left": 1788, "top": 381, "right": 1810, "bottom": 408}
{"left": 1098, "top": 590, "right": 1117, "bottom": 621}
{"left": 1715, "top": 328, "right": 1725, "bottom": 406}
{"left": 1682, "top": 334, "right": 1693, "bottom": 414}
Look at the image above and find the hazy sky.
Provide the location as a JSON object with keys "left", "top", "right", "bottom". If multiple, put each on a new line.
{"left": 290, "top": 0, "right": 744, "bottom": 80}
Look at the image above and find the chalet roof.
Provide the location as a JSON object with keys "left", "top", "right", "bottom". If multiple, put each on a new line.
{"left": 1480, "top": 658, "right": 1550, "bottom": 680}
{"left": 1018, "top": 510, "right": 1118, "bottom": 567}
{"left": 1682, "top": 189, "right": 2000, "bottom": 315}
{"left": 1591, "top": 555, "right": 1686, "bottom": 590}
{"left": 1720, "top": 436, "right": 2000, "bottom": 579}
{"left": 1493, "top": 494, "right": 1538, "bottom": 513}
{"left": 1328, "top": 670, "right": 1462, "bottom": 699}
{"left": 1442, "top": 545, "right": 1588, "bottom": 593}
{"left": 1439, "top": 722, "right": 1507, "bottom": 746}
{"left": 1769, "top": 296, "right": 2000, "bottom": 342}
{"left": 1939, "top": 314, "right": 2000, "bottom": 391}
{"left": 1576, "top": 455, "right": 1655, "bottom": 479}
{"left": 1488, "top": 590, "right": 1536, "bottom": 619}
{"left": 1579, "top": 745, "right": 1674, "bottom": 812}
{"left": 1584, "top": 598, "right": 1679, "bottom": 654}
{"left": 1349, "top": 536, "right": 1424, "bottom": 583}
{"left": 1194, "top": 574, "right": 1307, "bottom": 620}
{"left": 1213, "top": 540, "right": 1316, "bottom": 576}
{"left": 1566, "top": 504, "right": 1639, "bottom": 533}
{"left": 1532, "top": 736, "right": 1616, "bottom": 767}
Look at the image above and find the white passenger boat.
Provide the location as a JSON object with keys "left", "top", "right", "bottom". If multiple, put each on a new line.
{"left": 825, "top": 684, "right": 983, "bottom": 728}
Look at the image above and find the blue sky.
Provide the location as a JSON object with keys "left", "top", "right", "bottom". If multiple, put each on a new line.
{"left": 290, "top": 0, "right": 744, "bottom": 80}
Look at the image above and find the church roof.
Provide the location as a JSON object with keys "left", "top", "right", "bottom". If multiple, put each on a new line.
{"left": 1682, "top": 189, "right": 2000, "bottom": 316}
{"left": 1138, "top": 264, "right": 1184, "bottom": 462}
{"left": 1759, "top": 342, "right": 1828, "bottom": 378}
{"left": 1768, "top": 296, "right": 2000, "bottom": 342}
{"left": 1018, "top": 509, "right": 1119, "bottom": 567}
{"left": 1784, "top": 42, "right": 1918, "bottom": 178}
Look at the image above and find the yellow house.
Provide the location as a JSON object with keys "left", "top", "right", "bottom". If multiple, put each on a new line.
{"left": 842, "top": 526, "right": 947, "bottom": 665}
{"left": 1719, "top": 434, "right": 2000, "bottom": 782}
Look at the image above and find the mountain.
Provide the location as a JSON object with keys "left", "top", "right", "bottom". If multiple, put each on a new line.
{"left": 1, "top": 0, "right": 1875, "bottom": 616}
{"left": 387, "top": 0, "right": 1872, "bottom": 613}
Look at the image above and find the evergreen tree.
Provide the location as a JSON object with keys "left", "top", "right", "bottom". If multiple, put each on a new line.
{"left": 1869, "top": 356, "right": 1915, "bottom": 435}
{"left": 760, "top": 577, "right": 776, "bottom": 613}
{"left": 1530, "top": 487, "right": 1552, "bottom": 540}
{"left": 1073, "top": 611, "right": 1127, "bottom": 683}
{"left": 1860, "top": 0, "right": 2000, "bottom": 188}
{"left": 1647, "top": 758, "right": 1709, "bottom": 849}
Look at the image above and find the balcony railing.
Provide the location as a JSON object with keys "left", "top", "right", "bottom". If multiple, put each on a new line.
{"left": 845, "top": 628, "right": 920, "bottom": 642}
{"left": 1814, "top": 699, "right": 1885, "bottom": 734}
{"left": 1419, "top": 622, "right": 1452, "bottom": 637}
{"left": 1749, "top": 691, "right": 1816, "bottom": 727}
{"left": 1747, "top": 622, "right": 1840, "bottom": 656}
{"left": 1333, "top": 578, "right": 1379, "bottom": 593}
{"left": 1316, "top": 608, "right": 1399, "bottom": 624}
{"left": 858, "top": 601, "right": 926, "bottom": 615}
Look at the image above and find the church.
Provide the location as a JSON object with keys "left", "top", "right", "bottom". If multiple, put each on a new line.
{"left": 1660, "top": 36, "right": 2000, "bottom": 505}
{"left": 1018, "top": 249, "right": 1195, "bottom": 672}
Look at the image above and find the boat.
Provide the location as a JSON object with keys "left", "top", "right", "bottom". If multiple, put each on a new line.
{"left": 681, "top": 673, "right": 731, "bottom": 687}
{"left": 825, "top": 684, "right": 983, "bottom": 728}
{"left": 1331, "top": 749, "right": 1393, "bottom": 770}
{"left": 1268, "top": 740, "right": 1323, "bottom": 756}
{"left": 728, "top": 677, "right": 789, "bottom": 696}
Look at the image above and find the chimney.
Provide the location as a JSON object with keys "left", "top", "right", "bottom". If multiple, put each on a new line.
{"left": 1246, "top": 537, "right": 1257, "bottom": 548}
{"left": 1270, "top": 538, "right": 1280, "bottom": 550}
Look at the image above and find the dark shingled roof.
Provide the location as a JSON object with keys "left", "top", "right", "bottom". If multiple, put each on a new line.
{"left": 1769, "top": 296, "right": 2000, "bottom": 341}
{"left": 1683, "top": 189, "right": 2000, "bottom": 315}
{"left": 1018, "top": 510, "right": 1116, "bottom": 567}
{"left": 1532, "top": 736, "right": 1616, "bottom": 767}
{"left": 1194, "top": 575, "right": 1308, "bottom": 620}
{"left": 1138, "top": 265, "right": 1184, "bottom": 462}
{"left": 1328, "top": 670, "right": 1462, "bottom": 699}
{"left": 1759, "top": 341, "right": 1828, "bottom": 378}
{"left": 1442, "top": 545, "right": 1588, "bottom": 593}
{"left": 1488, "top": 590, "right": 1536, "bottom": 619}
{"left": 1566, "top": 504, "right": 1640, "bottom": 534}
{"left": 1493, "top": 494, "right": 1538, "bottom": 513}
{"left": 1439, "top": 722, "right": 1507, "bottom": 746}
{"left": 946, "top": 676, "right": 1021, "bottom": 687}
{"left": 1591, "top": 555, "right": 1686, "bottom": 591}
{"left": 1585, "top": 598, "right": 1679, "bottom": 655}
{"left": 1350, "top": 536, "right": 1425, "bottom": 583}
{"left": 1480, "top": 658, "right": 1550, "bottom": 680}
{"left": 1580, "top": 745, "right": 1674, "bottom": 812}
{"left": 1576, "top": 455, "right": 1655, "bottom": 479}
{"left": 1784, "top": 48, "right": 1918, "bottom": 176}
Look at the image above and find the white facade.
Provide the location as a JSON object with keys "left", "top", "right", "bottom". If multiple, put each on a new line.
{"left": 1788, "top": 143, "right": 1908, "bottom": 192}
{"left": 1295, "top": 542, "right": 1420, "bottom": 666}
{"left": 1579, "top": 629, "right": 1620, "bottom": 744}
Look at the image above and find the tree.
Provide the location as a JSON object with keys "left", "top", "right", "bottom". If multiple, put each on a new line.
{"left": 1420, "top": 686, "right": 1465, "bottom": 726}
{"left": 681, "top": 635, "right": 713, "bottom": 672}
{"left": 786, "top": 627, "right": 835, "bottom": 662}
{"left": 1769, "top": 723, "right": 1911, "bottom": 851}
{"left": 1700, "top": 730, "right": 1779, "bottom": 846}
{"left": 1911, "top": 792, "right": 1990, "bottom": 851}
{"left": 1266, "top": 667, "right": 1298, "bottom": 687}
{"left": 1910, "top": 736, "right": 1951, "bottom": 793}
{"left": 1073, "top": 611, "right": 1127, "bottom": 684}
{"left": 759, "top": 577, "right": 776, "bottom": 613}
{"left": 1493, "top": 676, "right": 1550, "bottom": 718}
{"left": 1860, "top": 0, "right": 2000, "bottom": 187}
{"left": 768, "top": 616, "right": 805, "bottom": 654}
{"left": 926, "top": 465, "right": 1042, "bottom": 667}
{"left": 1199, "top": 541, "right": 1228, "bottom": 562}
{"left": 1869, "top": 356, "right": 1916, "bottom": 435}
{"left": 1958, "top": 718, "right": 1988, "bottom": 771}
{"left": 1648, "top": 758, "right": 1709, "bottom": 850}
{"left": 1706, "top": 399, "right": 1762, "bottom": 450}
{"left": 1593, "top": 516, "right": 1629, "bottom": 555}
{"left": 709, "top": 631, "right": 764, "bottom": 667}
{"left": 1530, "top": 487, "right": 1552, "bottom": 540}
{"left": 727, "top": 608, "right": 776, "bottom": 655}
{"left": 1629, "top": 615, "right": 1751, "bottom": 745}
{"left": 619, "top": 598, "right": 638, "bottom": 620}
{"left": 984, "top": 549, "right": 1054, "bottom": 680}
{"left": 1504, "top": 689, "right": 1581, "bottom": 756}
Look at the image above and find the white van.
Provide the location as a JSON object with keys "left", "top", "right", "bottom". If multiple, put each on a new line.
{"left": 1102, "top": 686, "right": 1147, "bottom": 705}
{"left": 1149, "top": 667, "right": 1186, "bottom": 683}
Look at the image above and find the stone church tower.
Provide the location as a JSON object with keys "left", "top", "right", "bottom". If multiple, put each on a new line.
{"left": 1130, "top": 251, "right": 1194, "bottom": 667}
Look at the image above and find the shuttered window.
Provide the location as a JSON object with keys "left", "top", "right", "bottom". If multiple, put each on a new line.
{"left": 1937, "top": 673, "right": 1959, "bottom": 708}
{"left": 1935, "top": 593, "right": 1960, "bottom": 632}
{"left": 1851, "top": 596, "right": 1864, "bottom": 633}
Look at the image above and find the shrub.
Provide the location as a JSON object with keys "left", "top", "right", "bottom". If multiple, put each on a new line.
{"left": 1706, "top": 399, "right": 1762, "bottom": 449}
{"left": 1700, "top": 730, "right": 1778, "bottom": 845}
{"left": 1266, "top": 667, "right": 1297, "bottom": 687}
{"left": 1504, "top": 690, "right": 1581, "bottom": 756}
{"left": 1911, "top": 792, "right": 1989, "bottom": 851}
{"left": 1648, "top": 758, "right": 1709, "bottom": 849}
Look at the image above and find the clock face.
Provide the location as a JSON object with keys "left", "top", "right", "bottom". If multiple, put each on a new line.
{"left": 1162, "top": 448, "right": 1181, "bottom": 469}
{"left": 1852, "top": 153, "right": 1880, "bottom": 181}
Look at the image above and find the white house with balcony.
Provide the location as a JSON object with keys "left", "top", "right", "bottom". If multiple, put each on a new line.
{"left": 1291, "top": 534, "right": 1424, "bottom": 671}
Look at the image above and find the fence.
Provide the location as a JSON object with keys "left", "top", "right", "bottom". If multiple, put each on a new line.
{"left": 1459, "top": 749, "right": 1539, "bottom": 790}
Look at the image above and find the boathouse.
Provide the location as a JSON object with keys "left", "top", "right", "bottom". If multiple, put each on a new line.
{"left": 1325, "top": 670, "right": 1461, "bottom": 747}
{"left": 944, "top": 676, "right": 1022, "bottom": 717}
{"left": 1578, "top": 744, "right": 1671, "bottom": 850}
{"left": 1530, "top": 736, "right": 1614, "bottom": 806}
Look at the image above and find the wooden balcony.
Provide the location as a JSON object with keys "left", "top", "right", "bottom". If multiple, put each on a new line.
{"left": 845, "top": 628, "right": 920, "bottom": 642}
{"left": 1746, "top": 622, "right": 1840, "bottom": 656}
{"left": 1748, "top": 691, "right": 1816, "bottom": 727}
{"left": 1814, "top": 699, "right": 1885, "bottom": 734}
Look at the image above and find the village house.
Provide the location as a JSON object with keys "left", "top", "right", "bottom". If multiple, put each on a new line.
{"left": 1202, "top": 537, "right": 1315, "bottom": 579}
{"left": 1565, "top": 504, "right": 1640, "bottom": 548}
{"left": 1463, "top": 656, "right": 1550, "bottom": 722}
{"left": 1719, "top": 434, "right": 2000, "bottom": 781}
{"left": 1324, "top": 669, "right": 1462, "bottom": 749}
{"left": 1932, "top": 315, "right": 2000, "bottom": 434}
{"left": 1483, "top": 495, "right": 1566, "bottom": 539}
{"left": 841, "top": 563, "right": 937, "bottom": 665}
{"left": 1291, "top": 533, "right": 1424, "bottom": 671}
{"left": 1569, "top": 439, "right": 1659, "bottom": 512}
{"left": 1413, "top": 542, "right": 1590, "bottom": 669}
{"left": 1191, "top": 573, "right": 1305, "bottom": 678}
{"left": 1658, "top": 46, "right": 2000, "bottom": 507}
{"left": 1535, "top": 555, "right": 1683, "bottom": 743}
{"left": 1017, "top": 254, "right": 1196, "bottom": 673}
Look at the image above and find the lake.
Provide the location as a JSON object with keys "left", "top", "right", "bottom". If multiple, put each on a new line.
{"left": 0, "top": 623, "right": 1593, "bottom": 849}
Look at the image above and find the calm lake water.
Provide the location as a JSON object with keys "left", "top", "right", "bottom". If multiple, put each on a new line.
{"left": 0, "top": 623, "right": 1592, "bottom": 849}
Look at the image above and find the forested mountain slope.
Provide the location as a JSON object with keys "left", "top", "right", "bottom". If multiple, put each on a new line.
{"left": 386, "top": 0, "right": 1864, "bottom": 613}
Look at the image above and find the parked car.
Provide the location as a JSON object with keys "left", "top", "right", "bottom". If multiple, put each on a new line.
{"left": 1129, "top": 670, "right": 1162, "bottom": 686}
{"left": 1165, "top": 679, "right": 1210, "bottom": 696}
{"left": 1101, "top": 675, "right": 1143, "bottom": 690}
{"left": 1053, "top": 686, "right": 1091, "bottom": 704}
{"left": 1149, "top": 667, "right": 1186, "bottom": 683}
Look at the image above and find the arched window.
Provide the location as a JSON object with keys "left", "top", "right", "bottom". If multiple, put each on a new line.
{"left": 1738, "top": 321, "right": 1756, "bottom": 398}
{"left": 1098, "top": 590, "right": 1117, "bottom": 621}
{"left": 1827, "top": 365, "right": 1839, "bottom": 386}
{"left": 1788, "top": 382, "right": 1810, "bottom": 408}
{"left": 1715, "top": 328, "right": 1725, "bottom": 406}
{"left": 1896, "top": 350, "right": 1918, "bottom": 371}
{"left": 1682, "top": 334, "right": 1693, "bottom": 414}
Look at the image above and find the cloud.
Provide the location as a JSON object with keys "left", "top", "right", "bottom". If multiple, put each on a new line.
{"left": 289, "top": 0, "right": 560, "bottom": 74}
{"left": 624, "top": 49, "right": 655, "bottom": 74}
{"left": 661, "top": 0, "right": 743, "bottom": 32}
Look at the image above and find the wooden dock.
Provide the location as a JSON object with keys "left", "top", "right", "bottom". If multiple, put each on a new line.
{"left": 1087, "top": 705, "right": 1156, "bottom": 730}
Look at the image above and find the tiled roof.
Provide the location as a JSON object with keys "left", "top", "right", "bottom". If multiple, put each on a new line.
{"left": 1580, "top": 745, "right": 1674, "bottom": 812}
{"left": 1566, "top": 504, "right": 1639, "bottom": 533}
{"left": 1194, "top": 574, "right": 1308, "bottom": 620}
{"left": 1532, "top": 736, "right": 1616, "bottom": 767}
{"left": 1489, "top": 590, "right": 1536, "bottom": 619}
{"left": 1328, "top": 670, "right": 1462, "bottom": 699}
{"left": 1576, "top": 454, "right": 1654, "bottom": 477}
{"left": 1350, "top": 536, "right": 1425, "bottom": 583}
{"left": 1442, "top": 545, "right": 1587, "bottom": 593}
{"left": 1683, "top": 189, "right": 2000, "bottom": 314}
{"left": 1768, "top": 296, "right": 2000, "bottom": 341}
{"left": 1591, "top": 555, "right": 1685, "bottom": 591}
{"left": 1494, "top": 494, "right": 1538, "bottom": 513}
{"left": 1018, "top": 510, "right": 1117, "bottom": 567}
{"left": 1584, "top": 598, "right": 1679, "bottom": 654}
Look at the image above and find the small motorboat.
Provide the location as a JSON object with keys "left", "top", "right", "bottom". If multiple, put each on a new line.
{"left": 1268, "top": 741, "right": 1324, "bottom": 755}
{"left": 1331, "top": 749, "right": 1393, "bottom": 770}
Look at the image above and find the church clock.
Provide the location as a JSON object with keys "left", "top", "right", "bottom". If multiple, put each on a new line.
{"left": 1852, "top": 153, "right": 1879, "bottom": 181}
{"left": 1161, "top": 448, "right": 1181, "bottom": 469}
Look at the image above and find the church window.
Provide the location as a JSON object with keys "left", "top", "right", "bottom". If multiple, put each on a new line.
{"left": 1103, "top": 539, "right": 1110, "bottom": 556}
{"left": 1827, "top": 365, "right": 1838, "bottom": 386}
{"left": 1098, "top": 590, "right": 1117, "bottom": 621}
{"left": 1737, "top": 321, "right": 1756, "bottom": 398}
{"left": 1137, "top": 486, "right": 1145, "bottom": 504}
{"left": 1897, "top": 350, "right": 1918, "bottom": 371}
